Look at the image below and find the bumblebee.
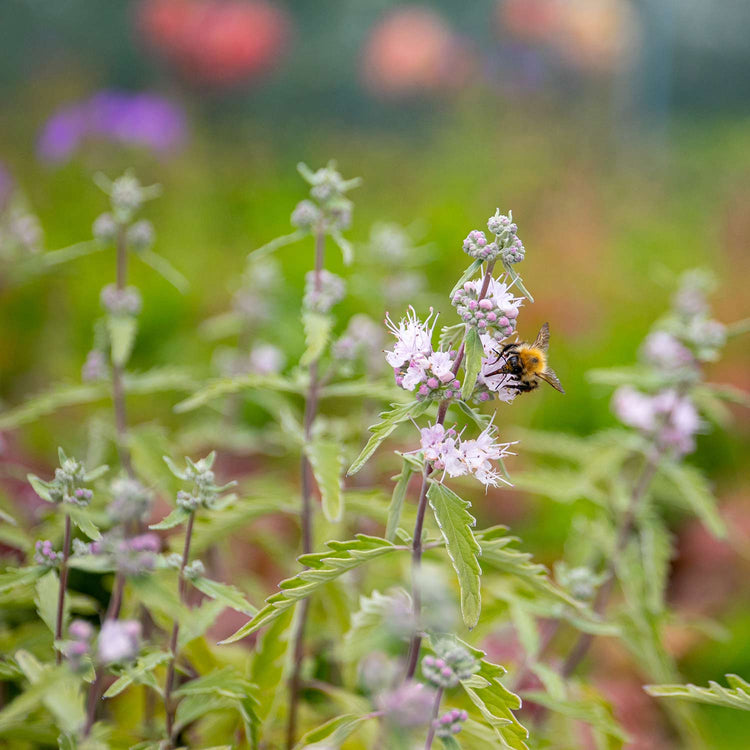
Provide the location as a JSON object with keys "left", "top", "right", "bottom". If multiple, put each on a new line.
{"left": 486, "top": 322, "right": 565, "bottom": 394}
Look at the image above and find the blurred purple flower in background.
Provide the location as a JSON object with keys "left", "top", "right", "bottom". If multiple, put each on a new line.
{"left": 37, "top": 91, "right": 187, "bottom": 164}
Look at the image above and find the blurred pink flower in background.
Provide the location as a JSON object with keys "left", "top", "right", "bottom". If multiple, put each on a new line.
{"left": 361, "top": 6, "right": 473, "bottom": 98}
{"left": 136, "top": 0, "right": 290, "bottom": 87}
{"left": 497, "top": 0, "right": 638, "bottom": 75}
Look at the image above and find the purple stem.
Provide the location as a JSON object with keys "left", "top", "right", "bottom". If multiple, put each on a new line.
{"left": 54, "top": 514, "right": 73, "bottom": 665}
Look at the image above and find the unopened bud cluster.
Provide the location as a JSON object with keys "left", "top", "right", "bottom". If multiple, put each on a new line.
{"left": 29, "top": 451, "right": 100, "bottom": 507}
{"left": 452, "top": 278, "right": 520, "bottom": 339}
{"left": 422, "top": 643, "right": 479, "bottom": 688}
{"left": 168, "top": 452, "right": 235, "bottom": 512}
{"left": 108, "top": 477, "right": 152, "bottom": 523}
{"left": 303, "top": 269, "right": 346, "bottom": 314}
{"left": 377, "top": 681, "right": 436, "bottom": 728}
{"left": 65, "top": 619, "right": 94, "bottom": 671}
{"left": 93, "top": 170, "right": 159, "bottom": 242}
{"left": 100, "top": 283, "right": 142, "bottom": 316}
{"left": 555, "top": 562, "right": 599, "bottom": 602}
{"left": 291, "top": 161, "right": 360, "bottom": 234}
{"left": 34, "top": 540, "right": 61, "bottom": 567}
{"left": 462, "top": 210, "right": 524, "bottom": 265}
{"left": 433, "top": 708, "right": 469, "bottom": 738}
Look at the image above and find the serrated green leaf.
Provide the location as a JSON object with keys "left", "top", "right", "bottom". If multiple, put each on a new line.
{"left": 301, "top": 311, "right": 333, "bottom": 367}
{"left": 385, "top": 457, "right": 415, "bottom": 542}
{"left": 427, "top": 482, "right": 482, "bottom": 629}
{"left": 0, "top": 566, "right": 45, "bottom": 595}
{"left": 107, "top": 315, "right": 137, "bottom": 367}
{"left": 461, "top": 327, "right": 484, "bottom": 400}
{"left": 173, "top": 666, "right": 256, "bottom": 700}
{"left": 149, "top": 507, "right": 191, "bottom": 530}
{"left": 659, "top": 461, "right": 726, "bottom": 538}
{"left": 103, "top": 651, "right": 171, "bottom": 698}
{"left": 65, "top": 506, "right": 102, "bottom": 541}
{"left": 645, "top": 675, "right": 750, "bottom": 711}
{"left": 178, "top": 599, "right": 225, "bottom": 649}
{"left": 305, "top": 438, "right": 344, "bottom": 522}
{"left": 190, "top": 576, "right": 257, "bottom": 615}
{"left": 174, "top": 373, "right": 304, "bottom": 413}
{"left": 294, "top": 713, "right": 372, "bottom": 748}
{"left": 220, "top": 536, "right": 403, "bottom": 643}
{"left": 251, "top": 608, "right": 293, "bottom": 724}
{"left": 173, "top": 694, "right": 232, "bottom": 734}
{"left": 348, "top": 400, "right": 431, "bottom": 476}
{"left": 450, "top": 259, "right": 483, "bottom": 298}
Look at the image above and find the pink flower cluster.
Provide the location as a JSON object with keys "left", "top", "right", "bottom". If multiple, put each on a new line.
{"left": 419, "top": 422, "right": 513, "bottom": 488}
{"left": 451, "top": 277, "right": 522, "bottom": 339}
{"left": 385, "top": 307, "right": 461, "bottom": 400}
{"left": 612, "top": 386, "right": 701, "bottom": 456}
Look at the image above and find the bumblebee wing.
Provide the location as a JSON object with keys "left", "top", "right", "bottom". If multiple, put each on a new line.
{"left": 538, "top": 368, "right": 565, "bottom": 393}
{"left": 533, "top": 322, "right": 550, "bottom": 353}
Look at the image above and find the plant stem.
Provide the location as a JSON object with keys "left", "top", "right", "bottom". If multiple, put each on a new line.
{"left": 164, "top": 511, "right": 195, "bottom": 745}
{"left": 83, "top": 669, "right": 104, "bottom": 736}
{"left": 55, "top": 514, "right": 72, "bottom": 665}
{"left": 113, "top": 224, "right": 134, "bottom": 478}
{"left": 286, "top": 225, "right": 326, "bottom": 749}
{"left": 424, "top": 686, "right": 444, "bottom": 750}
{"left": 105, "top": 571, "right": 126, "bottom": 621}
{"left": 405, "top": 261, "right": 494, "bottom": 680}
{"left": 561, "top": 450, "right": 662, "bottom": 677}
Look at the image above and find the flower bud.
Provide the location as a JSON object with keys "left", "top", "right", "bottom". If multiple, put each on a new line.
{"left": 127, "top": 219, "right": 155, "bottom": 251}
{"left": 98, "top": 619, "right": 141, "bottom": 664}
{"left": 93, "top": 212, "right": 118, "bottom": 244}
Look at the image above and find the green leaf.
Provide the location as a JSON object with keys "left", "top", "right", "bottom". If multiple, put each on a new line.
{"left": 461, "top": 327, "right": 484, "bottom": 400}
{"left": 149, "top": 507, "right": 191, "bottom": 530}
{"left": 305, "top": 439, "right": 344, "bottom": 522}
{"left": 455, "top": 399, "right": 491, "bottom": 429}
{"left": 248, "top": 229, "right": 306, "bottom": 260}
{"left": 220, "top": 535, "right": 402, "bottom": 643}
{"left": 450, "top": 259, "right": 483, "bottom": 298}
{"left": 174, "top": 373, "right": 304, "bottom": 413}
{"left": 103, "top": 651, "right": 171, "bottom": 698}
{"left": 0, "top": 566, "right": 45, "bottom": 595}
{"left": 27, "top": 474, "right": 54, "bottom": 503}
{"left": 251, "top": 608, "right": 293, "bottom": 724}
{"left": 502, "top": 260, "right": 534, "bottom": 303}
{"left": 301, "top": 311, "right": 333, "bottom": 367}
{"left": 65, "top": 506, "right": 102, "bottom": 541}
{"left": 107, "top": 314, "right": 137, "bottom": 367}
{"left": 190, "top": 576, "right": 257, "bottom": 615}
{"left": 178, "top": 599, "right": 225, "bottom": 649}
{"left": 13, "top": 650, "right": 85, "bottom": 734}
{"left": 172, "top": 666, "right": 256, "bottom": 700}
{"left": 137, "top": 248, "right": 189, "bottom": 293}
{"left": 440, "top": 736, "right": 462, "bottom": 750}
{"left": 427, "top": 481, "right": 482, "bottom": 629}
{"left": 331, "top": 229, "right": 353, "bottom": 265}
{"left": 659, "top": 461, "right": 726, "bottom": 538}
{"left": 385, "top": 457, "right": 415, "bottom": 542}
{"left": 645, "top": 674, "right": 750, "bottom": 711}
{"left": 347, "top": 400, "right": 431, "bottom": 476}
{"left": 0, "top": 368, "right": 197, "bottom": 430}
{"left": 35, "top": 570, "right": 65, "bottom": 635}
{"left": 476, "top": 527, "right": 581, "bottom": 609}
{"left": 294, "top": 713, "right": 372, "bottom": 748}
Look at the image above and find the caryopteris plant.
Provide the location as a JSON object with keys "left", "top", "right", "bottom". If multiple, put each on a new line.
{"left": 0, "top": 160, "right": 747, "bottom": 750}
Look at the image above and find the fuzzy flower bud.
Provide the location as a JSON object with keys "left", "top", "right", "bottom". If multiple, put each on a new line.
{"left": 176, "top": 490, "right": 201, "bottom": 511}
{"left": 290, "top": 200, "right": 320, "bottom": 230}
{"left": 487, "top": 209, "right": 525, "bottom": 264}
{"left": 377, "top": 681, "right": 436, "bottom": 728}
{"left": 100, "top": 283, "right": 142, "bottom": 316}
{"left": 452, "top": 277, "right": 522, "bottom": 340}
{"left": 183, "top": 560, "right": 205, "bottom": 579}
{"left": 110, "top": 174, "right": 144, "bottom": 218}
{"left": 127, "top": 219, "right": 155, "bottom": 251}
{"left": 64, "top": 619, "right": 94, "bottom": 670}
{"left": 82, "top": 349, "right": 108, "bottom": 382}
{"left": 303, "top": 269, "right": 345, "bottom": 314}
{"left": 462, "top": 229, "right": 499, "bottom": 262}
{"left": 92, "top": 212, "right": 118, "bottom": 244}
{"left": 434, "top": 708, "right": 469, "bottom": 738}
{"left": 422, "top": 643, "right": 479, "bottom": 688}
{"left": 98, "top": 619, "right": 141, "bottom": 664}
{"left": 34, "top": 540, "right": 60, "bottom": 567}
{"left": 108, "top": 477, "right": 152, "bottom": 523}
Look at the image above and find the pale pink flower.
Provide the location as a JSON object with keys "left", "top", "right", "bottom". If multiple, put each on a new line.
{"left": 385, "top": 306, "right": 436, "bottom": 369}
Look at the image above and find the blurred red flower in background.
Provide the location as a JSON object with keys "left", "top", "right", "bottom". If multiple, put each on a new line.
{"left": 361, "top": 6, "right": 473, "bottom": 98}
{"left": 136, "top": 0, "right": 290, "bottom": 87}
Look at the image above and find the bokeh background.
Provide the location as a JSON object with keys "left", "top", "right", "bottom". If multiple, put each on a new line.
{"left": 1, "top": 2, "right": 749, "bottom": 747}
